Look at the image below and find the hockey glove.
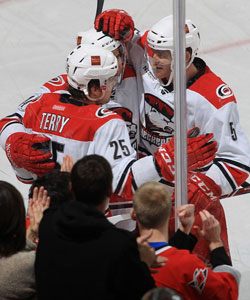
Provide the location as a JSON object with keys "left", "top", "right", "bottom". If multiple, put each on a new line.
{"left": 188, "top": 172, "right": 222, "bottom": 209}
{"left": 5, "top": 132, "right": 55, "bottom": 177}
{"left": 186, "top": 129, "right": 217, "bottom": 170}
{"left": 95, "top": 9, "right": 134, "bottom": 42}
{"left": 170, "top": 173, "right": 228, "bottom": 261}
{"left": 154, "top": 127, "right": 217, "bottom": 182}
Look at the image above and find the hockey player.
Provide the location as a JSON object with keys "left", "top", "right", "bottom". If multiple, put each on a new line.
{"left": 95, "top": 10, "right": 250, "bottom": 259}
{"left": 0, "top": 44, "right": 216, "bottom": 217}
{"left": 0, "top": 29, "right": 140, "bottom": 188}
{"left": 132, "top": 182, "right": 240, "bottom": 300}
{"left": 18, "top": 28, "right": 141, "bottom": 152}
{"left": 95, "top": 10, "right": 250, "bottom": 197}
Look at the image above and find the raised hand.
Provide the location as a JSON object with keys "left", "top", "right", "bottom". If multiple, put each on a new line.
{"left": 194, "top": 209, "right": 223, "bottom": 251}
{"left": 60, "top": 155, "right": 74, "bottom": 173}
{"left": 177, "top": 204, "right": 195, "bottom": 234}
{"left": 27, "top": 186, "right": 51, "bottom": 242}
{"left": 95, "top": 9, "right": 134, "bottom": 42}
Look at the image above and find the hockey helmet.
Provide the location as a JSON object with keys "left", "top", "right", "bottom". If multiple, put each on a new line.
{"left": 77, "top": 28, "right": 126, "bottom": 83}
{"left": 66, "top": 44, "right": 118, "bottom": 101}
{"left": 147, "top": 15, "right": 200, "bottom": 67}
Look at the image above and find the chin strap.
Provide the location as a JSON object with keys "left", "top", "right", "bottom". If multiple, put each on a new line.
{"left": 160, "top": 69, "right": 174, "bottom": 87}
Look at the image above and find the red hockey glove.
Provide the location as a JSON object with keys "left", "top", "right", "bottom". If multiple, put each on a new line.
{"left": 188, "top": 172, "right": 222, "bottom": 209}
{"left": 154, "top": 127, "right": 217, "bottom": 182}
{"left": 5, "top": 132, "right": 55, "bottom": 177}
{"left": 186, "top": 129, "right": 217, "bottom": 170}
{"left": 170, "top": 173, "right": 228, "bottom": 261}
{"left": 95, "top": 9, "right": 134, "bottom": 42}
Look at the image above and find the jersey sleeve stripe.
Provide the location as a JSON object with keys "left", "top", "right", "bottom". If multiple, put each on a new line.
{"left": 0, "top": 120, "right": 22, "bottom": 134}
{"left": 214, "top": 158, "right": 250, "bottom": 173}
{"left": 159, "top": 178, "right": 175, "bottom": 187}
{"left": 131, "top": 171, "right": 138, "bottom": 192}
{"left": 114, "top": 159, "right": 136, "bottom": 194}
{"left": 214, "top": 161, "right": 237, "bottom": 190}
{"left": 16, "top": 175, "right": 34, "bottom": 184}
{"left": 6, "top": 112, "right": 23, "bottom": 119}
{"left": 109, "top": 202, "right": 133, "bottom": 210}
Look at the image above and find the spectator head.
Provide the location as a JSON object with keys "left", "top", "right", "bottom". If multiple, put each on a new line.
{"left": 28, "top": 170, "right": 71, "bottom": 208}
{"left": 132, "top": 181, "right": 171, "bottom": 229}
{"left": 71, "top": 155, "right": 113, "bottom": 209}
{"left": 0, "top": 181, "right": 26, "bottom": 257}
{"left": 142, "top": 287, "right": 184, "bottom": 300}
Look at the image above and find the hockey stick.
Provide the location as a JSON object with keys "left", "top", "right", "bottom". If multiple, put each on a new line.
{"left": 95, "top": 0, "right": 104, "bottom": 20}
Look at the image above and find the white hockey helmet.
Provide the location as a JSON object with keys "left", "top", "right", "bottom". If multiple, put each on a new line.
{"left": 77, "top": 28, "right": 121, "bottom": 51}
{"left": 77, "top": 28, "right": 126, "bottom": 83}
{"left": 66, "top": 44, "right": 118, "bottom": 101}
{"left": 147, "top": 15, "right": 200, "bottom": 67}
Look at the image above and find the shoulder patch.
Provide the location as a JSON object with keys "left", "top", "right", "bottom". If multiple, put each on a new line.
{"left": 44, "top": 74, "right": 68, "bottom": 92}
{"left": 188, "top": 268, "right": 208, "bottom": 293}
{"left": 95, "top": 107, "right": 119, "bottom": 119}
{"left": 189, "top": 67, "right": 236, "bottom": 109}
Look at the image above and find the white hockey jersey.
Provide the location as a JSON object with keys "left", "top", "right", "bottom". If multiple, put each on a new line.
{"left": 0, "top": 67, "right": 161, "bottom": 215}
{"left": 22, "top": 64, "right": 140, "bottom": 152}
{"left": 127, "top": 30, "right": 250, "bottom": 195}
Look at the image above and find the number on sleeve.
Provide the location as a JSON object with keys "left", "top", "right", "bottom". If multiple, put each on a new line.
{"left": 229, "top": 122, "right": 237, "bottom": 141}
{"left": 110, "top": 139, "right": 131, "bottom": 160}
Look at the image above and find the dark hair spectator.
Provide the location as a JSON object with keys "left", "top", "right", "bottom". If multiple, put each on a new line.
{"left": 0, "top": 181, "right": 26, "bottom": 257}
{"left": 0, "top": 180, "right": 36, "bottom": 299}
{"left": 71, "top": 154, "right": 113, "bottom": 206}
{"left": 29, "top": 169, "right": 71, "bottom": 208}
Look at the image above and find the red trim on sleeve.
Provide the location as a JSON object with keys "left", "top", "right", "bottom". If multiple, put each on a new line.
{"left": 189, "top": 67, "right": 236, "bottom": 109}
{"left": 224, "top": 163, "right": 249, "bottom": 186}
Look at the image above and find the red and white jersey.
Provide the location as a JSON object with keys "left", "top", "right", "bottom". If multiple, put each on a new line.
{"left": 151, "top": 246, "right": 240, "bottom": 300}
{"left": 127, "top": 30, "right": 250, "bottom": 195}
{"left": 1, "top": 92, "right": 160, "bottom": 203}
{"left": 24, "top": 64, "right": 140, "bottom": 152}
{"left": 0, "top": 78, "right": 161, "bottom": 214}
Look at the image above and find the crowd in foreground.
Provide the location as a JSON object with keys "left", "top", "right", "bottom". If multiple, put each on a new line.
{"left": 0, "top": 154, "right": 240, "bottom": 299}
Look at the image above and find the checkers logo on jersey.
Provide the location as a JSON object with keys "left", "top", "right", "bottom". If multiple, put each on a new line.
{"left": 96, "top": 107, "right": 117, "bottom": 118}
{"left": 188, "top": 268, "right": 208, "bottom": 293}
{"left": 91, "top": 56, "right": 101, "bottom": 66}
{"left": 216, "top": 84, "right": 233, "bottom": 99}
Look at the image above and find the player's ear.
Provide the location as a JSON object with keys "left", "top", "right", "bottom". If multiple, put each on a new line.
{"left": 130, "top": 208, "right": 137, "bottom": 221}
{"left": 186, "top": 49, "right": 192, "bottom": 65}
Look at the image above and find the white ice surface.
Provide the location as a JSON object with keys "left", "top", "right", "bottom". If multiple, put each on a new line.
{"left": 1, "top": 0, "right": 250, "bottom": 298}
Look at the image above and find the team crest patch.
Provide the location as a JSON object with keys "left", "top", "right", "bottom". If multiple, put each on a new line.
{"left": 91, "top": 56, "right": 101, "bottom": 66}
{"left": 188, "top": 268, "right": 208, "bottom": 293}
{"left": 216, "top": 84, "right": 233, "bottom": 99}
{"left": 96, "top": 107, "right": 117, "bottom": 118}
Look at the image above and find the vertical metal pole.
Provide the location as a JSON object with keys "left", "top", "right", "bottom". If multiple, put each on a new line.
{"left": 173, "top": 0, "right": 188, "bottom": 230}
